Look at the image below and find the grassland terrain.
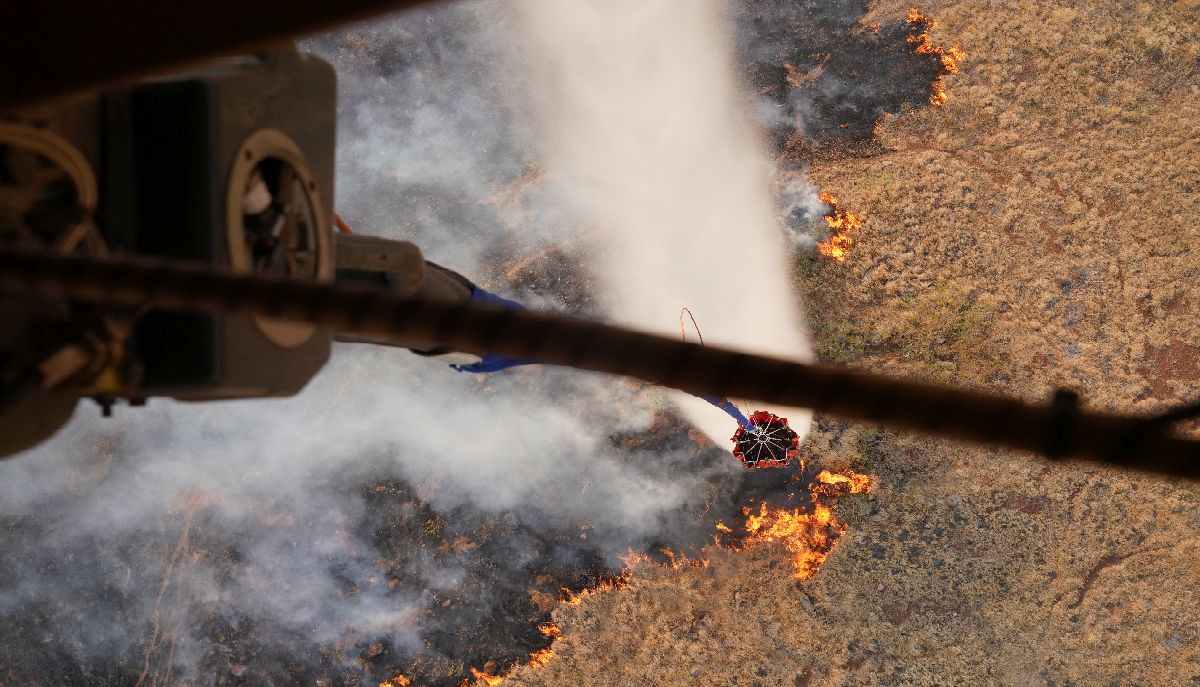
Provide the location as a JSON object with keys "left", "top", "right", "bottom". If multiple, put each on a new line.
{"left": 504, "top": 0, "right": 1200, "bottom": 685}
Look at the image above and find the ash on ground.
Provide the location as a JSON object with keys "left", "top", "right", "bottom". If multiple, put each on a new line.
{"left": 735, "top": 0, "right": 951, "bottom": 161}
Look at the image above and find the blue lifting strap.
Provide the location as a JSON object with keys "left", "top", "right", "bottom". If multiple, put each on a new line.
{"left": 452, "top": 287, "right": 751, "bottom": 428}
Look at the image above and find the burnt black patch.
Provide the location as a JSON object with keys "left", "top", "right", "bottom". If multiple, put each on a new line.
{"left": 734, "top": 0, "right": 951, "bottom": 159}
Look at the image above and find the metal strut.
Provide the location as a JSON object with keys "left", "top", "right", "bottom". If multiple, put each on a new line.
{"left": 2, "top": 245, "right": 1199, "bottom": 477}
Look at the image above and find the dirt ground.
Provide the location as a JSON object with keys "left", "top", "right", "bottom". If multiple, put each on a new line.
{"left": 503, "top": 0, "right": 1200, "bottom": 685}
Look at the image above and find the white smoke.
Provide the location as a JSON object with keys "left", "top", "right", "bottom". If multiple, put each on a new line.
{"left": 512, "top": 0, "right": 816, "bottom": 444}
{"left": 778, "top": 171, "right": 829, "bottom": 250}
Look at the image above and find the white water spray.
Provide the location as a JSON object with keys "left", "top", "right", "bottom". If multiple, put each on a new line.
{"left": 516, "top": 0, "right": 815, "bottom": 445}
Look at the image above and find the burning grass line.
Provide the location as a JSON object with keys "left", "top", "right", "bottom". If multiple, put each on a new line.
{"left": 467, "top": 667, "right": 505, "bottom": 686}
{"left": 906, "top": 9, "right": 966, "bottom": 107}
{"left": 459, "top": 621, "right": 567, "bottom": 685}
{"left": 462, "top": 469, "right": 875, "bottom": 685}
{"left": 619, "top": 546, "right": 710, "bottom": 572}
{"left": 462, "top": 549, "right": 713, "bottom": 685}
{"left": 559, "top": 573, "right": 628, "bottom": 607}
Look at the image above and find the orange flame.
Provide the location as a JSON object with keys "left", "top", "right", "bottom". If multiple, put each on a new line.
{"left": 468, "top": 668, "right": 504, "bottom": 686}
{"left": 559, "top": 569, "right": 630, "bottom": 607}
{"left": 470, "top": 469, "right": 873, "bottom": 684}
{"left": 560, "top": 587, "right": 584, "bottom": 606}
{"left": 464, "top": 623, "right": 564, "bottom": 685}
{"left": 741, "top": 502, "right": 837, "bottom": 579}
{"left": 539, "top": 621, "right": 564, "bottom": 640}
{"left": 906, "top": 9, "right": 965, "bottom": 106}
{"left": 527, "top": 648, "right": 555, "bottom": 669}
{"left": 380, "top": 677, "right": 411, "bottom": 687}
{"left": 728, "top": 468, "right": 875, "bottom": 579}
{"left": 814, "top": 468, "right": 875, "bottom": 495}
{"left": 816, "top": 192, "right": 863, "bottom": 262}
{"left": 620, "top": 546, "right": 710, "bottom": 572}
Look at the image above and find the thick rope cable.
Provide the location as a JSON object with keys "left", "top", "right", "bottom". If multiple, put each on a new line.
{"left": 1, "top": 245, "right": 1199, "bottom": 476}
